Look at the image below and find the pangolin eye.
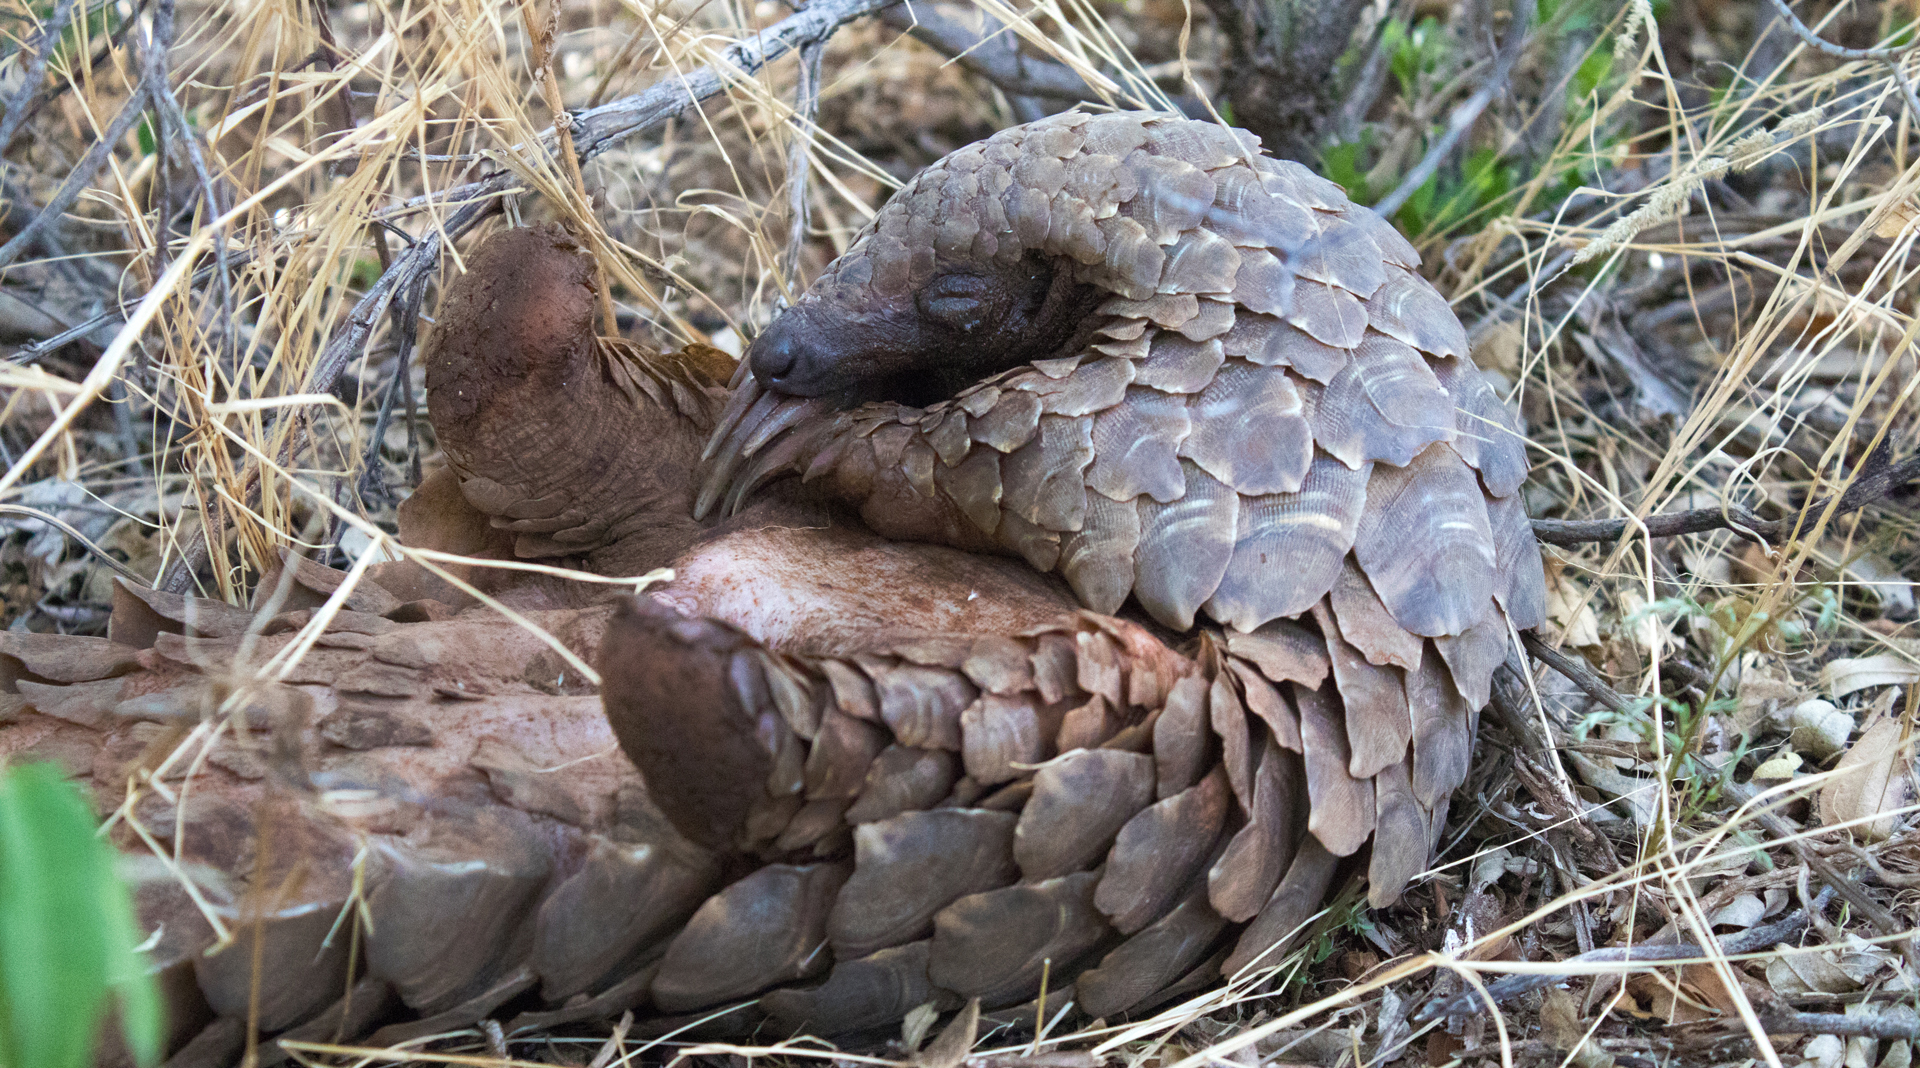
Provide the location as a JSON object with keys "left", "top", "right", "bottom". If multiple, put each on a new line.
{"left": 915, "top": 273, "right": 998, "bottom": 332}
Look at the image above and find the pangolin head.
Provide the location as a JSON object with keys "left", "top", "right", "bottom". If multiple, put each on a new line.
{"left": 744, "top": 110, "right": 1238, "bottom": 408}
{"left": 748, "top": 250, "right": 1096, "bottom": 407}
{"left": 696, "top": 110, "right": 1267, "bottom": 520}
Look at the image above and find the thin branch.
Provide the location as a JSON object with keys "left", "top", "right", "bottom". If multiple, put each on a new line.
{"left": 1519, "top": 633, "right": 1913, "bottom": 954}
{"left": 144, "top": 0, "right": 236, "bottom": 337}
{"left": 354, "top": 261, "right": 428, "bottom": 509}
{"left": 1531, "top": 453, "right": 1920, "bottom": 548}
{"left": 0, "top": 83, "right": 152, "bottom": 276}
{"left": 148, "top": 0, "right": 912, "bottom": 593}
{"left": 1761, "top": 0, "right": 1920, "bottom": 61}
{"left": 1755, "top": 1010, "right": 1920, "bottom": 1041}
{"left": 1416, "top": 892, "right": 1830, "bottom": 1021}
{"left": 0, "top": 0, "right": 80, "bottom": 157}
{"left": 779, "top": 37, "right": 824, "bottom": 292}
{"left": 0, "top": 0, "right": 145, "bottom": 156}
{"left": 876, "top": 3, "right": 1097, "bottom": 102}
{"left": 1486, "top": 656, "right": 1615, "bottom": 858}
{"left": 1762, "top": 0, "right": 1920, "bottom": 123}
{"left": 0, "top": 505, "right": 149, "bottom": 584}
{"left": 300, "top": 0, "right": 904, "bottom": 402}
{"left": 1521, "top": 631, "right": 1632, "bottom": 715}
{"left": 1333, "top": 2, "right": 1402, "bottom": 141}
{"left": 565, "top": 0, "right": 904, "bottom": 160}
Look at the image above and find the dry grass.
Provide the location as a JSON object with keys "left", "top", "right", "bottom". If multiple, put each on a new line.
{"left": 4, "top": 0, "right": 1920, "bottom": 1063}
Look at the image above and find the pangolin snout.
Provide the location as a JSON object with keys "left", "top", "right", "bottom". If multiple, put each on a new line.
{"left": 747, "top": 320, "right": 801, "bottom": 387}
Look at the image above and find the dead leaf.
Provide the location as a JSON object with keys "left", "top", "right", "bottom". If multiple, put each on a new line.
{"left": 916, "top": 998, "right": 979, "bottom": 1068}
{"left": 1541, "top": 985, "right": 1585, "bottom": 1050}
{"left": 1821, "top": 654, "right": 1920, "bottom": 698}
{"left": 1834, "top": 933, "right": 1909, "bottom": 987}
{"left": 1733, "top": 664, "right": 1802, "bottom": 737}
{"left": 1710, "top": 893, "right": 1766, "bottom": 930}
{"left": 1805, "top": 1034, "right": 1846, "bottom": 1068}
{"left": 903, "top": 1002, "right": 939, "bottom": 1053}
{"left": 1623, "top": 971, "right": 1715, "bottom": 1023}
{"left": 1846, "top": 555, "right": 1916, "bottom": 620}
{"left": 1564, "top": 750, "right": 1660, "bottom": 826}
{"left": 1678, "top": 962, "right": 1759, "bottom": 1016}
{"left": 1768, "top": 944, "right": 1864, "bottom": 995}
{"left": 1546, "top": 565, "right": 1602, "bottom": 648}
{"left": 1472, "top": 321, "right": 1524, "bottom": 378}
{"left": 1544, "top": 983, "right": 1617, "bottom": 1068}
{"left": 1817, "top": 703, "right": 1914, "bottom": 841}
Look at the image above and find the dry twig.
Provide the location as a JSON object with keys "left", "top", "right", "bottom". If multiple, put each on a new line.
{"left": 1531, "top": 454, "right": 1920, "bottom": 548}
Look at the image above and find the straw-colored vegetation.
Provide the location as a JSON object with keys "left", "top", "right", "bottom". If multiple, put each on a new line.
{"left": 3, "top": 0, "right": 1920, "bottom": 1062}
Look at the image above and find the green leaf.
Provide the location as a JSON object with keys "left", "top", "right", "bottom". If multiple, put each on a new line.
{"left": 1382, "top": 19, "right": 1415, "bottom": 98}
{"left": 1572, "top": 47, "right": 1613, "bottom": 99}
{"left": 1394, "top": 171, "right": 1439, "bottom": 236}
{"left": 1318, "top": 140, "right": 1371, "bottom": 203}
{"left": 349, "top": 257, "right": 384, "bottom": 289}
{"left": 1388, "top": 17, "right": 1449, "bottom": 101}
{"left": 0, "top": 764, "right": 162, "bottom": 1068}
{"left": 98, "top": 857, "right": 162, "bottom": 1067}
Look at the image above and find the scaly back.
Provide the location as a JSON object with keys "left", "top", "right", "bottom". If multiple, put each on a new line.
{"left": 699, "top": 110, "right": 1544, "bottom": 653}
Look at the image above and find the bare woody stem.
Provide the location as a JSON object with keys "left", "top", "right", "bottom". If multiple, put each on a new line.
{"left": 1530, "top": 454, "right": 1920, "bottom": 548}
{"left": 137, "top": 0, "right": 904, "bottom": 591}
{"left": 1762, "top": 0, "right": 1920, "bottom": 126}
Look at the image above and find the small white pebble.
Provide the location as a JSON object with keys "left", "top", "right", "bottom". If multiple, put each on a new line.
{"left": 1790, "top": 698, "right": 1854, "bottom": 760}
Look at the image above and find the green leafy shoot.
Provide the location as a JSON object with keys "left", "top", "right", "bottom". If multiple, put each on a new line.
{"left": 0, "top": 763, "right": 162, "bottom": 1068}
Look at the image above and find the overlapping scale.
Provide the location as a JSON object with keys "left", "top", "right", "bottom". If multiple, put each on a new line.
{"left": 593, "top": 590, "right": 1495, "bottom": 1019}
{"left": 45, "top": 516, "right": 1519, "bottom": 1050}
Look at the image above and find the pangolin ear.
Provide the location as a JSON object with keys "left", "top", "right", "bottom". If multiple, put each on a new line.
{"left": 915, "top": 272, "right": 998, "bottom": 333}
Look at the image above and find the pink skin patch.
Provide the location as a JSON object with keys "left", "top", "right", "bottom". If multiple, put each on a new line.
{"left": 653, "top": 520, "right": 1080, "bottom": 658}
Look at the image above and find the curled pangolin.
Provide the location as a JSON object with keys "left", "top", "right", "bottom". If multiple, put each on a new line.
{"left": 0, "top": 111, "right": 1545, "bottom": 1063}
{"left": 698, "top": 110, "right": 1541, "bottom": 640}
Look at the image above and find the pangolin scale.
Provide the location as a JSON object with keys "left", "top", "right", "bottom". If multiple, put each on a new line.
{"left": 0, "top": 111, "right": 1546, "bottom": 1062}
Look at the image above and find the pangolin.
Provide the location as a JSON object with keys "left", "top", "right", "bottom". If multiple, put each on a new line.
{"left": 0, "top": 106, "right": 1548, "bottom": 1060}
{"left": 697, "top": 110, "right": 1542, "bottom": 643}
